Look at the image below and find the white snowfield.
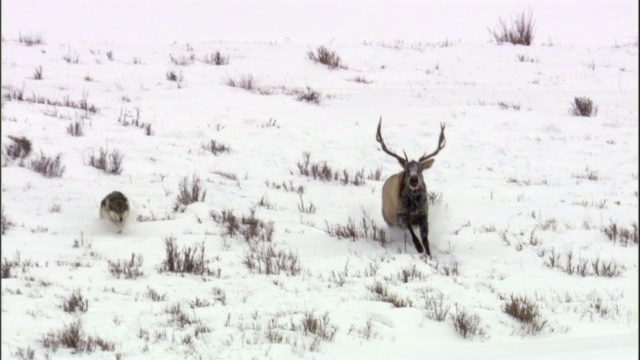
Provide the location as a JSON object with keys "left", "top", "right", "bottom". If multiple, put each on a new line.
{"left": 1, "top": 0, "right": 638, "bottom": 359}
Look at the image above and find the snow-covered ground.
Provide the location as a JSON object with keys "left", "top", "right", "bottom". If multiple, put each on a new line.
{"left": 1, "top": 0, "right": 638, "bottom": 359}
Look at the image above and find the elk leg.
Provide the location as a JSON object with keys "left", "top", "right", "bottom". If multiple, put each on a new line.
{"left": 419, "top": 215, "right": 431, "bottom": 256}
{"left": 407, "top": 224, "right": 424, "bottom": 253}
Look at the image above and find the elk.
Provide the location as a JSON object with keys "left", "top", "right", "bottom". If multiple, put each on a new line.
{"left": 376, "top": 118, "right": 446, "bottom": 256}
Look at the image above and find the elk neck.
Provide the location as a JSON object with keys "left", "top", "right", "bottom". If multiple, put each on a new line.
{"left": 400, "top": 179, "right": 427, "bottom": 214}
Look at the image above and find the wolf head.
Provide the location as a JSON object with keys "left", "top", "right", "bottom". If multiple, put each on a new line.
{"left": 105, "top": 191, "right": 129, "bottom": 223}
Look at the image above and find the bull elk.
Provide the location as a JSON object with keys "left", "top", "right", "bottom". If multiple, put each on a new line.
{"left": 376, "top": 118, "right": 446, "bottom": 256}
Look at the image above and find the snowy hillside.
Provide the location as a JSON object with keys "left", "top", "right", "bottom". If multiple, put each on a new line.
{"left": 1, "top": 0, "right": 638, "bottom": 359}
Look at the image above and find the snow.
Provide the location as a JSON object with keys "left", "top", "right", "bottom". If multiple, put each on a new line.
{"left": 1, "top": 0, "right": 638, "bottom": 359}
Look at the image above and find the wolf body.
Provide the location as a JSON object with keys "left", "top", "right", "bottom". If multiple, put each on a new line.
{"left": 99, "top": 191, "right": 129, "bottom": 233}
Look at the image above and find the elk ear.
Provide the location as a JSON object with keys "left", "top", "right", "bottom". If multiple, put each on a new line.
{"left": 420, "top": 159, "right": 435, "bottom": 171}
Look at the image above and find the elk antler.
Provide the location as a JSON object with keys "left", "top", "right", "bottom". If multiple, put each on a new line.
{"left": 376, "top": 118, "right": 406, "bottom": 166}
{"left": 418, "top": 122, "right": 446, "bottom": 163}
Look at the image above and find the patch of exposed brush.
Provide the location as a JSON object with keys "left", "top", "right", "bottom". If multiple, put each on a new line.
{"left": 174, "top": 174, "right": 207, "bottom": 212}
{"left": 202, "top": 51, "right": 229, "bottom": 65}
{"left": 157, "top": 236, "right": 218, "bottom": 276}
{"left": 368, "top": 280, "right": 413, "bottom": 308}
{"left": 297, "top": 151, "right": 370, "bottom": 186}
{"left": 307, "top": 46, "right": 346, "bottom": 69}
{"left": 242, "top": 242, "right": 301, "bottom": 276}
{"left": 1, "top": 206, "right": 14, "bottom": 235}
{"left": 488, "top": 9, "right": 536, "bottom": 46}
{"left": 118, "top": 107, "right": 154, "bottom": 135}
{"left": 543, "top": 249, "right": 625, "bottom": 277}
{"left": 18, "top": 32, "right": 45, "bottom": 46}
{"left": 169, "top": 53, "right": 195, "bottom": 66}
{"left": 299, "top": 311, "right": 338, "bottom": 341}
{"left": 225, "top": 74, "right": 271, "bottom": 95}
{"left": 87, "top": 147, "right": 123, "bottom": 175}
{"left": 2, "top": 87, "right": 98, "bottom": 114}
{"left": 108, "top": 253, "right": 144, "bottom": 279}
{"left": 569, "top": 96, "right": 597, "bottom": 117}
{"left": 451, "top": 306, "right": 487, "bottom": 339}
{"left": 210, "top": 208, "right": 275, "bottom": 243}
{"left": 501, "top": 294, "right": 547, "bottom": 335}
{"left": 325, "top": 213, "right": 387, "bottom": 245}
{"left": 29, "top": 151, "right": 65, "bottom": 178}
{"left": 62, "top": 290, "right": 89, "bottom": 313}
{"left": 3, "top": 135, "right": 31, "bottom": 164}
{"left": 41, "top": 318, "right": 115, "bottom": 353}
{"left": 294, "top": 86, "right": 321, "bottom": 104}
{"left": 201, "top": 139, "right": 231, "bottom": 155}
{"left": 601, "top": 221, "right": 639, "bottom": 246}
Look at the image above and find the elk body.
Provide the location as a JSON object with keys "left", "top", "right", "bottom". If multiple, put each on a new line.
{"left": 376, "top": 118, "right": 446, "bottom": 256}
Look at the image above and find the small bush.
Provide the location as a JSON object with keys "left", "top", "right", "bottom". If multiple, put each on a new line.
{"left": 136, "top": 211, "right": 175, "bottom": 223}
{"left": 118, "top": 107, "right": 153, "bottom": 135}
{"left": 543, "top": 249, "right": 625, "bottom": 277}
{"left": 1, "top": 206, "right": 13, "bottom": 235}
{"left": 12, "top": 346, "right": 36, "bottom": 360}
{"left": 2, "top": 89, "right": 98, "bottom": 113}
{"left": 166, "top": 70, "right": 184, "bottom": 82}
{"left": 145, "top": 286, "right": 166, "bottom": 302}
{"left": 1, "top": 258, "right": 14, "bottom": 278}
{"left": 261, "top": 118, "right": 279, "bottom": 128}
{"left": 87, "top": 147, "right": 123, "bottom": 175}
{"left": 300, "top": 311, "right": 338, "bottom": 341}
{"left": 169, "top": 53, "right": 195, "bottom": 66}
{"left": 67, "top": 120, "right": 84, "bottom": 136}
{"left": 33, "top": 66, "right": 43, "bottom": 80}
{"left": 422, "top": 291, "right": 451, "bottom": 321}
{"left": 265, "top": 180, "right": 305, "bottom": 194}
{"left": 29, "top": 151, "right": 65, "bottom": 177}
{"left": 211, "top": 169, "right": 238, "bottom": 181}
{"left": 210, "top": 208, "right": 275, "bottom": 242}
{"left": 488, "top": 10, "right": 536, "bottom": 45}
{"left": 502, "top": 294, "right": 547, "bottom": 335}
{"left": 569, "top": 96, "right": 597, "bottom": 117}
{"left": 63, "top": 46, "right": 80, "bottom": 64}
{"left": 602, "top": 221, "right": 639, "bottom": 246}
{"left": 368, "top": 280, "right": 412, "bottom": 308}
{"left": 165, "top": 303, "right": 197, "bottom": 328}
{"left": 428, "top": 191, "right": 444, "bottom": 206}
{"left": 325, "top": 214, "right": 387, "bottom": 245}
{"left": 158, "top": 236, "right": 211, "bottom": 275}
{"left": 210, "top": 209, "right": 240, "bottom": 237}
{"left": 225, "top": 74, "right": 271, "bottom": 94}
{"left": 297, "top": 152, "right": 367, "bottom": 186}
{"left": 18, "top": 32, "right": 44, "bottom": 46}
{"left": 295, "top": 86, "right": 321, "bottom": 104}
{"left": 62, "top": 290, "right": 89, "bottom": 313}
{"left": 297, "top": 194, "right": 316, "bottom": 214}
{"left": 516, "top": 54, "right": 539, "bottom": 63}
{"left": 242, "top": 242, "right": 301, "bottom": 276}
{"left": 41, "top": 319, "right": 115, "bottom": 353}
{"left": 307, "top": 46, "right": 345, "bottom": 69}
{"left": 202, "top": 51, "right": 229, "bottom": 65}
{"left": 451, "top": 308, "right": 487, "bottom": 339}
{"left": 497, "top": 101, "right": 521, "bottom": 111}
{"left": 174, "top": 174, "right": 206, "bottom": 211}
{"left": 351, "top": 75, "right": 372, "bottom": 84}
{"left": 106, "top": 50, "right": 114, "bottom": 61}
{"left": 572, "top": 167, "right": 600, "bottom": 181}
{"left": 201, "top": 139, "right": 231, "bottom": 155}
{"left": 108, "top": 253, "right": 144, "bottom": 279}
{"left": 4, "top": 135, "right": 32, "bottom": 160}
